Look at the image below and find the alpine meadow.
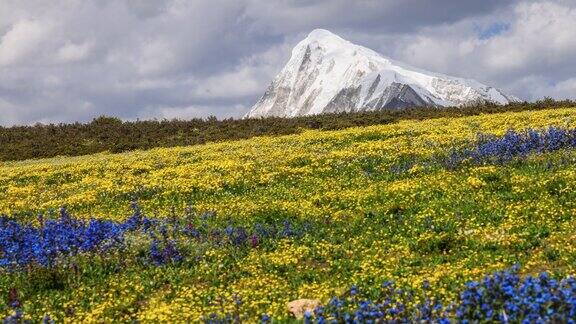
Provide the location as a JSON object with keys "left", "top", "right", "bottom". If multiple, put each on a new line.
{"left": 2, "top": 106, "right": 576, "bottom": 322}
{"left": 2, "top": 1, "right": 576, "bottom": 323}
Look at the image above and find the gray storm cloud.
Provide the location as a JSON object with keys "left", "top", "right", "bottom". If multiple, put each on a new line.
{"left": 0, "top": 0, "right": 574, "bottom": 126}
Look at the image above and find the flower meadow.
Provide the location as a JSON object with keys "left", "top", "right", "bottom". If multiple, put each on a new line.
{"left": 0, "top": 107, "right": 575, "bottom": 322}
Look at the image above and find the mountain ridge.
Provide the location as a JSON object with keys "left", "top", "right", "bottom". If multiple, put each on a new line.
{"left": 247, "top": 29, "right": 518, "bottom": 118}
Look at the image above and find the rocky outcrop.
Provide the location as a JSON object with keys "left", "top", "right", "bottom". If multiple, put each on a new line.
{"left": 287, "top": 299, "right": 321, "bottom": 319}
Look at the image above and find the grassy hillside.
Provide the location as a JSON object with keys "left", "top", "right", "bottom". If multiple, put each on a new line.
{"left": 0, "top": 99, "right": 573, "bottom": 162}
{"left": 1, "top": 107, "right": 575, "bottom": 322}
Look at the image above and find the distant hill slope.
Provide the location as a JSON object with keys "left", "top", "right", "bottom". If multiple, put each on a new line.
{"left": 0, "top": 100, "right": 573, "bottom": 162}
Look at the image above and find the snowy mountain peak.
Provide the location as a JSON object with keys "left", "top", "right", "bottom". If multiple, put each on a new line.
{"left": 247, "top": 30, "right": 518, "bottom": 118}
{"left": 297, "top": 29, "right": 357, "bottom": 51}
{"left": 303, "top": 28, "right": 344, "bottom": 43}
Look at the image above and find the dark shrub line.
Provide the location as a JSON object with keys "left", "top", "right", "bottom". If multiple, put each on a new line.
{"left": 1, "top": 99, "right": 574, "bottom": 161}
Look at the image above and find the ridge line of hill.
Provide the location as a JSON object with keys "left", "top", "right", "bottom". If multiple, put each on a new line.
{"left": 0, "top": 99, "right": 574, "bottom": 161}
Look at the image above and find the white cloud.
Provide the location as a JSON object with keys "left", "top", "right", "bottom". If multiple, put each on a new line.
{"left": 0, "top": 19, "right": 52, "bottom": 66}
{"left": 56, "top": 41, "right": 93, "bottom": 63}
{"left": 0, "top": 98, "right": 20, "bottom": 126}
{"left": 192, "top": 42, "right": 292, "bottom": 99}
{"left": 389, "top": 1, "right": 576, "bottom": 100}
{"left": 135, "top": 39, "right": 177, "bottom": 76}
{"left": 138, "top": 104, "right": 245, "bottom": 120}
{"left": 482, "top": 1, "right": 576, "bottom": 72}
{"left": 553, "top": 78, "right": 576, "bottom": 95}
{"left": 510, "top": 76, "right": 576, "bottom": 100}
{"left": 192, "top": 68, "right": 266, "bottom": 99}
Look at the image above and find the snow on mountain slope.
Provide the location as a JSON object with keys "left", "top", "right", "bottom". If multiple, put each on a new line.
{"left": 247, "top": 29, "right": 518, "bottom": 118}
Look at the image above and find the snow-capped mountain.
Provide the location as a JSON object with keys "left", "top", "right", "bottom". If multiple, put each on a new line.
{"left": 247, "top": 29, "right": 518, "bottom": 118}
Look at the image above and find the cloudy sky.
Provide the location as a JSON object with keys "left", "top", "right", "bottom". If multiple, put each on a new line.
{"left": 0, "top": 0, "right": 575, "bottom": 126}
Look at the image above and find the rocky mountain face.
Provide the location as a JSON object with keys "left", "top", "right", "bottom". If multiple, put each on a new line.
{"left": 247, "top": 29, "right": 518, "bottom": 118}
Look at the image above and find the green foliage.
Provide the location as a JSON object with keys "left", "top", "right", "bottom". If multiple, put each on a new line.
{"left": 1, "top": 99, "right": 574, "bottom": 161}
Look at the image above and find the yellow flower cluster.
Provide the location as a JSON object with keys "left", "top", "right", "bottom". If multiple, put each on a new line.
{"left": 0, "top": 108, "right": 573, "bottom": 221}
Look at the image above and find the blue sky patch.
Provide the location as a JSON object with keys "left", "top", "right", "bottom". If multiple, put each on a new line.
{"left": 477, "top": 22, "right": 510, "bottom": 40}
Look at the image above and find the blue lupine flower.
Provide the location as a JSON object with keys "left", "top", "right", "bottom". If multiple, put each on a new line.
{"left": 442, "top": 126, "right": 576, "bottom": 168}
{"left": 261, "top": 314, "right": 270, "bottom": 323}
{"left": 350, "top": 285, "right": 358, "bottom": 296}
{"left": 1, "top": 205, "right": 311, "bottom": 270}
{"left": 297, "top": 267, "right": 576, "bottom": 323}
{"left": 304, "top": 311, "right": 313, "bottom": 324}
